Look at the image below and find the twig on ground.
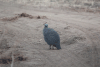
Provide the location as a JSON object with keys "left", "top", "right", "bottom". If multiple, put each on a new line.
{"left": 11, "top": 52, "right": 14, "bottom": 67}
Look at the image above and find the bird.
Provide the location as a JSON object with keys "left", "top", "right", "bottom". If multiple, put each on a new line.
{"left": 43, "top": 23, "right": 61, "bottom": 50}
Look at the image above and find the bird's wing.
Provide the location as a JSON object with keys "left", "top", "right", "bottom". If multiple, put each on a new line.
{"left": 46, "top": 29, "right": 60, "bottom": 43}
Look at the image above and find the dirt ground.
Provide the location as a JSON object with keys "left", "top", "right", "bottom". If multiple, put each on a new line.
{"left": 0, "top": 1, "right": 100, "bottom": 67}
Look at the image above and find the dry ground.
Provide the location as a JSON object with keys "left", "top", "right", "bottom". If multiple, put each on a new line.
{"left": 0, "top": 1, "right": 100, "bottom": 67}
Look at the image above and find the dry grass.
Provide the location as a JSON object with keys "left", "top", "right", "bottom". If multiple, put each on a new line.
{"left": 0, "top": 0, "right": 100, "bottom": 13}
{"left": 0, "top": 50, "right": 27, "bottom": 64}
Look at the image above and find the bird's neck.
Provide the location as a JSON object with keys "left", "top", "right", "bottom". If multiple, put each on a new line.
{"left": 45, "top": 27, "right": 48, "bottom": 28}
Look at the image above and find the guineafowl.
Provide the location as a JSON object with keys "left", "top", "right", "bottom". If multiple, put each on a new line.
{"left": 43, "top": 23, "right": 61, "bottom": 50}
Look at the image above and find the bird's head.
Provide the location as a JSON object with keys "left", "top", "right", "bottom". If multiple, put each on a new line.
{"left": 44, "top": 24, "right": 48, "bottom": 28}
{"left": 43, "top": 22, "right": 48, "bottom": 28}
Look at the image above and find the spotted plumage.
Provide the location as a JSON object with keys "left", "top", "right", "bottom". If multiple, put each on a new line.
{"left": 43, "top": 24, "right": 61, "bottom": 50}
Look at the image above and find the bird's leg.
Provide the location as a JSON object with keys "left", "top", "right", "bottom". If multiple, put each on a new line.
{"left": 52, "top": 45, "right": 54, "bottom": 50}
{"left": 49, "top": 45, "right": 51, "bottom": 49}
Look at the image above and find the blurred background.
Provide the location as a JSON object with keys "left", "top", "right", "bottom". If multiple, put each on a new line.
{"left": 0, "top": 0, "right": 100, "bottom": 13}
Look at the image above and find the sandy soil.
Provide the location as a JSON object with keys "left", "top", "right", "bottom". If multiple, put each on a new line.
{"left": 0, "top": 1, "right": 100, "bottom": 67}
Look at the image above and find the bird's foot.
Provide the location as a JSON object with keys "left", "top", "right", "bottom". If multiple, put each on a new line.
{"left": 49, "top": 48, "right": 51, "bottom": 50}
{"left": 52, "top": 46, "right": 54, "bottom": 50}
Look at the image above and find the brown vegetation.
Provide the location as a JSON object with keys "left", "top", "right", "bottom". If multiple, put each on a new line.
{"left": 1, "top": 13, "right": 47, "bottom": 21}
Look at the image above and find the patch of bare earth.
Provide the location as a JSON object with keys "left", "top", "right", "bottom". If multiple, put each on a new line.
{"left": 0, "top": 1, "right": 100, "bottom": 67}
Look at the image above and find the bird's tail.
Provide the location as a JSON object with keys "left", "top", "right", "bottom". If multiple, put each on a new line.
{"left": 56, "top": 43, "right": 61, "bottom": 50}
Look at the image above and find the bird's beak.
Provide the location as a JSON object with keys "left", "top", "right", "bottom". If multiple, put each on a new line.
{"left": 43, "top": 22, "right": 47, "bottom": 25}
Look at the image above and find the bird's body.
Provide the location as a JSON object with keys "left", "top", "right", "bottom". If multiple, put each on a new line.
{"left": 43, "top": 24, "right": 61, "bottom": 50}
